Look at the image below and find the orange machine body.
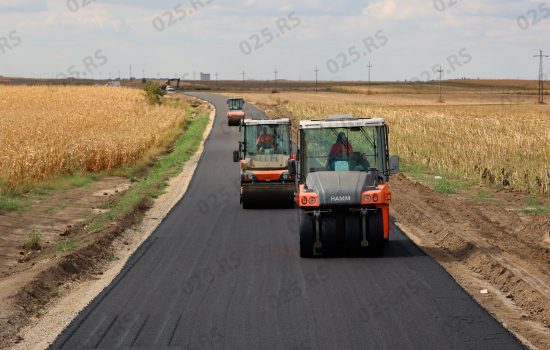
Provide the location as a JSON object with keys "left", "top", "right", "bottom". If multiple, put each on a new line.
{"left": 227, "top": 110, "right": 245, "bottom": 126}
{"left": 296, "top": 183, "right": 392, "bottom": 240}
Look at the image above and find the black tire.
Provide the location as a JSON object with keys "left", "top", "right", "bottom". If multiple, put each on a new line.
{"left": 344, "top": 213, "right": 363, "bottom": 256}
{"left": 367, "top": 209, "right": 385, "bottom": 257}
{"left": 320, "top": 214, "right": 339, "bottom": 256}
{"left": 241, "top": 191, "right": 256, "bottom": 209}
{"left": 228, "top": 118, "right": 241, "bottom": 127}
{"left": 299, "top": 211, "right": 315, "bottom": 258}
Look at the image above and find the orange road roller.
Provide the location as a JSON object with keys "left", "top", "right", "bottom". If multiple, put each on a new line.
{"left": 287, "top": 115, "right": 400, "bottom": 257}
{"left": 233, "top": 118, "right": 295, "bottom": 208}
{"left": 227, "top": 98, "right": 245, "bottom": 126}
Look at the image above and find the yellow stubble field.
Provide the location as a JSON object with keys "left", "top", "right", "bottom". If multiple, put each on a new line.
{"left": 0, "top": 85, "right": 186, "bottom": 192}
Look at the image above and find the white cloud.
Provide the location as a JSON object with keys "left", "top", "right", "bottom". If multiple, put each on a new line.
{"left": 362, "top": 0, "right": 432, "bottom": 21}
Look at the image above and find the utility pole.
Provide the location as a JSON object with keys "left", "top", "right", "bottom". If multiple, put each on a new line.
{"left": 314, "top": 66, "right": 319, "bottom": 94}
{"left": 437, "top": 65, "right": 444, "bottom": 102}
{"left": 534, "top": 50, "right": 548, "bottom": 104}
{"left": 242, "top": 70, "right": 246, "bottom": 90}
{"left": 215, "top": 72, "right": 218, "bottom": 89}
{"left": 274, "top": 68, "right": 278, "bottom": 91}
{"left": 367, "top": 61, "right": 373, "bottom": 95}
{"left": 142, "top": 69, "right": 145, "bottom": 80}
{"left": 129, "top": 64, "right": 132, "bottom": 79}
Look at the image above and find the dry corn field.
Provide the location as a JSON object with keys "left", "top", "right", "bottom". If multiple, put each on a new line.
{"left": 238, "top": 91, "right": 550, "bottom": 194}
{"left": 0, "top": 86, "right": 187, "bottom": 193}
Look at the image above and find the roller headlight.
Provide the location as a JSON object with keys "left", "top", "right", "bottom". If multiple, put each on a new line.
{"left": 280, "top": 173, "right": 293, "bottom": 181}
{"left": 364, "top": 195, "right": 371, "bottom": 202}
{"left": 242, "top": 173, "right": 255, "bottom": 181}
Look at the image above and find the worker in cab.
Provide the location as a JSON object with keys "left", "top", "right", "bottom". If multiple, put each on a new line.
{"left": 256, "top": 126, "right": 275, "bottom": 152}
{"left": 328, "top": 132, "right": 353, "bottom": 170}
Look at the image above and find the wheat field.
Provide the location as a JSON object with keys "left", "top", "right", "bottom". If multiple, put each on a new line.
{"left": 0, "top": 86, "right": 187, "bottom": 192}
{"left": 237, "top": 91, "right": 550, "bottom": 193}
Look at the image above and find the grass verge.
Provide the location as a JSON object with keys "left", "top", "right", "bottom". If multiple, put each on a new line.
{"left": 0, "top": 101, "right": 195, "bottom": 214}
{"left": 0, "top": 174, "right": 99, "bottom": 214}
{"left": 24, "top": 229, "right": 43, "bottom": 251}
{"left": 402, "top": 160, "right": 550, "bottom": 215}
{"left": 0, "top": 195, "right": 26, "bottom": 212}
{"left": 401, "top": 160, "right": 472, "bottom": 194}
{"left": 83, "top": 112, "right": 210, "bottom": 234}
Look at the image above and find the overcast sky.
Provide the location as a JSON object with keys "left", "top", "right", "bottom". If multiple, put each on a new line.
{"left": 0, "top": 0, "right": 549, "bottom": 81}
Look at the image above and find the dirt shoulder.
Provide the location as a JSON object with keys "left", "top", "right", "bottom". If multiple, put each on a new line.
{"left": 0, "top": 96, "right": 215, "bottom": 350}
{"left": 391, "top": 174, "right": 550, "bottom": 349}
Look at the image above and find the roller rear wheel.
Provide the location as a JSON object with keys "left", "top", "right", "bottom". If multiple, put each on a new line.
{"left": 299, "top": 211, "right": 315, "bottom": 258}
{"left": 241, "top": 192, "right": 258, "bottom": 209}
{"left": 367, "top": 210, "right": 385, "bottom": 257}
{"left": 320, "top": 214, "right": 339, "bottom": 256}
{"left": 344, "top": 214, "right": 363, "bottom": 256}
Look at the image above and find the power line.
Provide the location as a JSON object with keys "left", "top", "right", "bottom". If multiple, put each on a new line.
{"left": 437, "top": 65, "right": 444, "bottom": 102}
{"left": 314, "top": 66, "right": 319, "bottom": 94}
{"left": 241, "top": 70, "right": 246, "bottom": 89}
{"left": 367, "top": 62, "right": 373, "bottom": 95}
{"left": 534, "top": 50, "right": 548, "bottom": 104}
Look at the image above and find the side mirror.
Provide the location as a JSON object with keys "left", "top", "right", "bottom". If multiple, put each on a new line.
{"left": 287, "top": 159, "right": 296, "bottom": 175}
{"left": 389, "top": 156, "right": 400, "bottom": 175}
{"left": 233, "top": 150, "right": 240, "bottom": 163}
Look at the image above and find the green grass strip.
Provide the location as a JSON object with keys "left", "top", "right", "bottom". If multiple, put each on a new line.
{"left": 86, "top": 112, "right": 210, "bottom": 232}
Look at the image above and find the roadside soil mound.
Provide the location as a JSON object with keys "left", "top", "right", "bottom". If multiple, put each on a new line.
{"left": 391, "top": 173, "right": 550, "bottom": 349}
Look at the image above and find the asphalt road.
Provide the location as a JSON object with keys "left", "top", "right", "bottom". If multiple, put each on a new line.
{"left": 50, "top": 93, "right": 523, "bottom": 350}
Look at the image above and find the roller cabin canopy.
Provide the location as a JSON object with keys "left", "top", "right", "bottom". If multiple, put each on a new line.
{"left": 243, "top": 118, "right": 291, "bottom": 126}
{"left": 227, "top": 98, "right": 245, "bottom": 111}
{"left": 299, "top": 115, "right": 386, "bottom": 129}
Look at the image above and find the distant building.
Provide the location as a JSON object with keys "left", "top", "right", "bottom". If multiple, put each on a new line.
{"left": 105, "top": 81, "right": 121, "bottom": 87}
{"left": 200, "top": 73, "right": 211, "bottom": 81}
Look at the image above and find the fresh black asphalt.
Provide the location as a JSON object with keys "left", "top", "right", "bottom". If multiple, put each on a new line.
{"left": 50, "top": 92, "right": 524, "bottom": 350}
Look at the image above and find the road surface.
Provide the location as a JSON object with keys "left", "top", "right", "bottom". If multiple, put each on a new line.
{"left": 50, "top": 93, "right": 523, "bottom": 350}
